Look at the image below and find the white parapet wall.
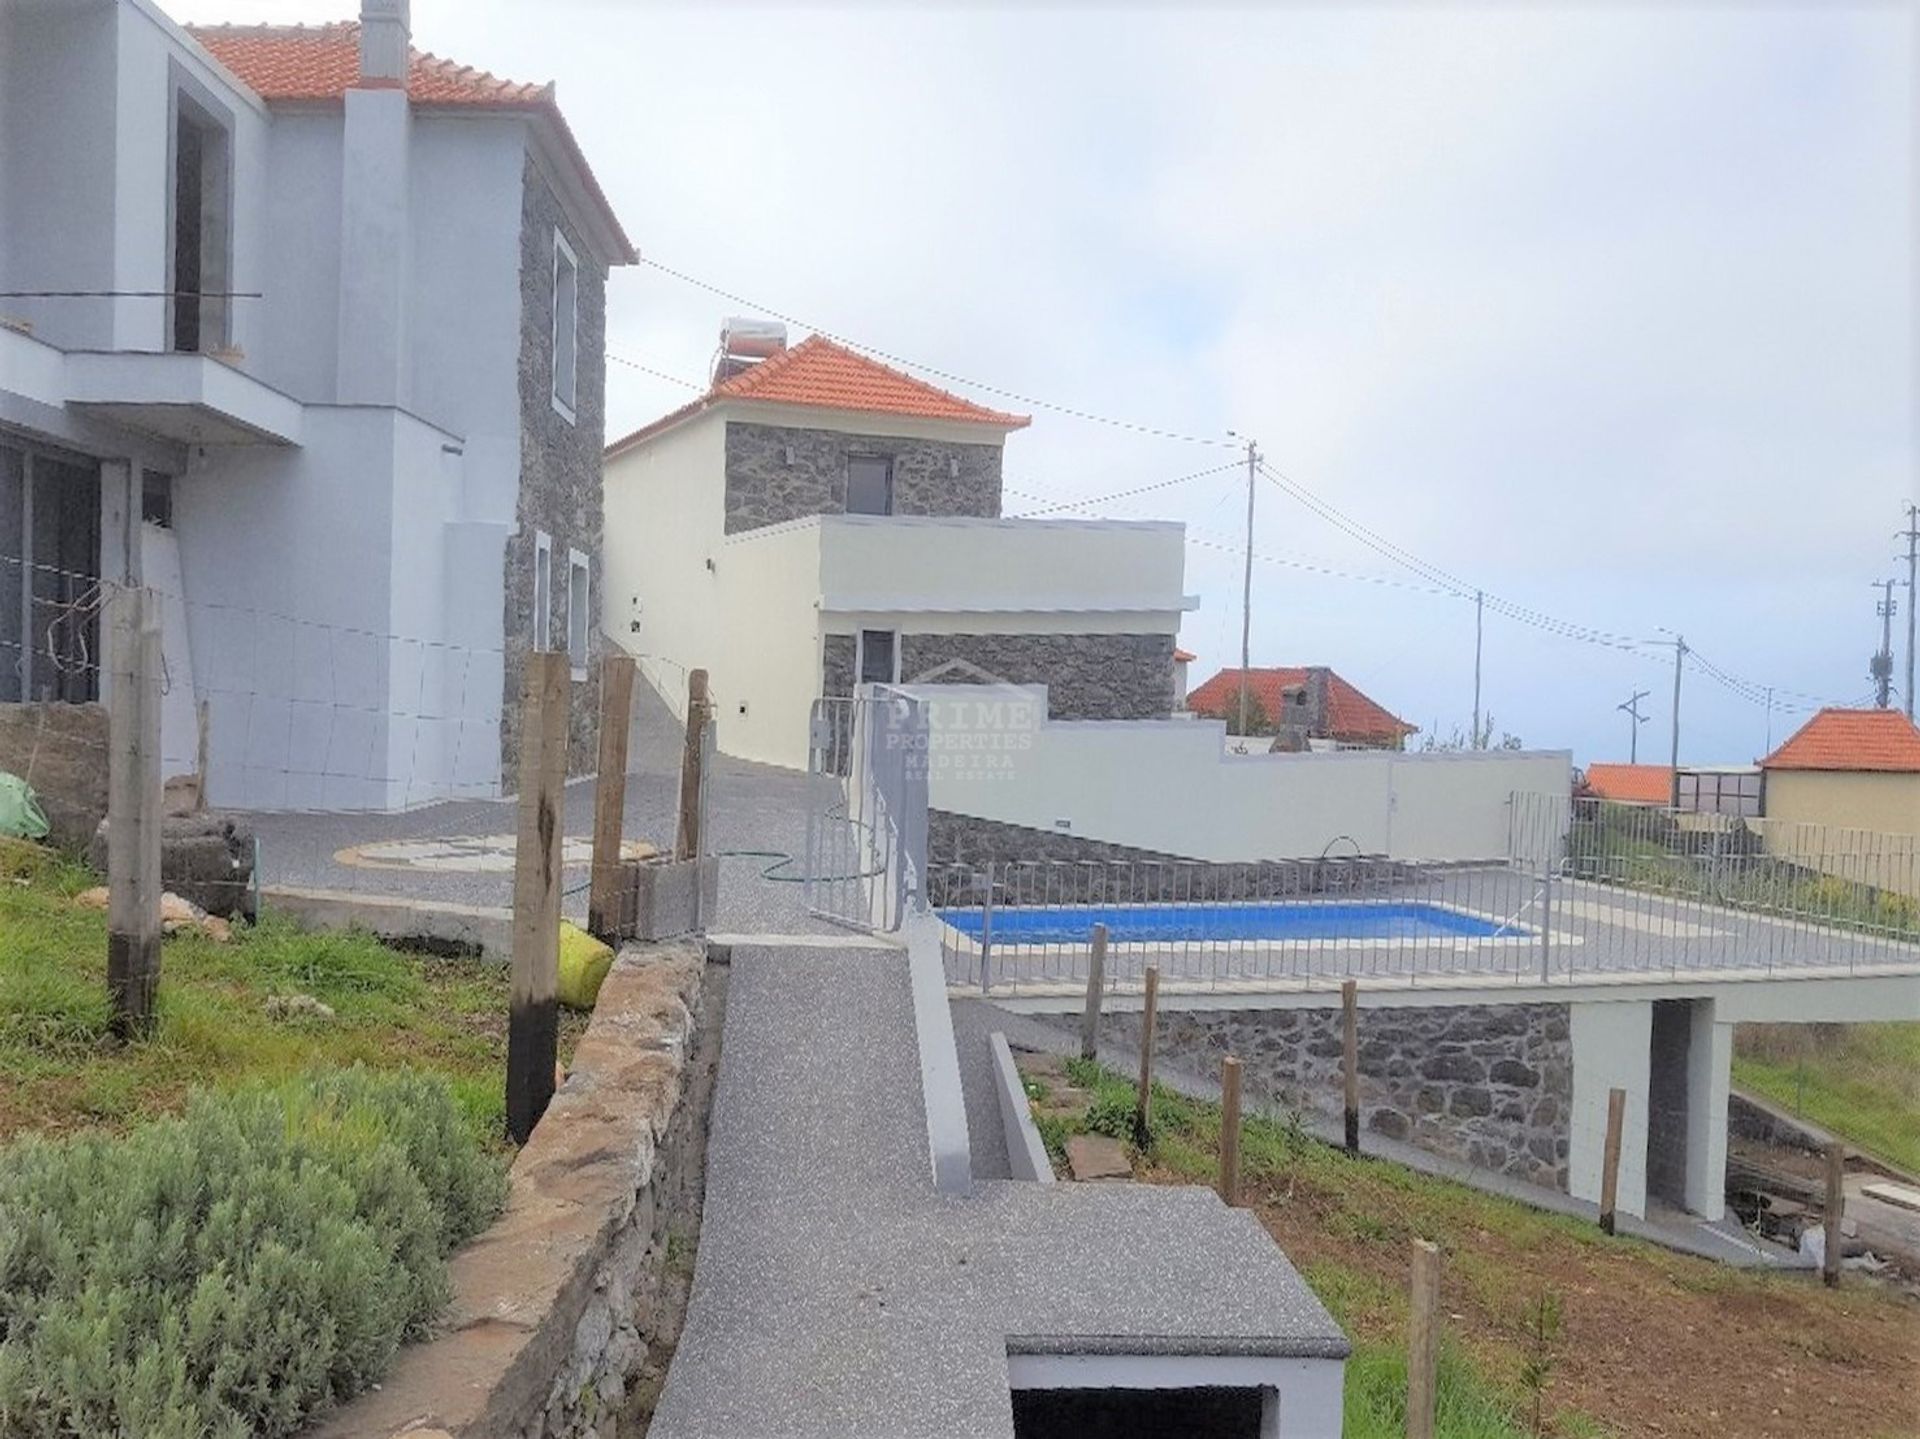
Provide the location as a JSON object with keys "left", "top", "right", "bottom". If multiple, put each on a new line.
{"left": 906, "top": 683, "right": 1571, "bottom": 863}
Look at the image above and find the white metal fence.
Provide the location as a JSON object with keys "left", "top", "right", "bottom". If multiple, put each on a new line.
{"left": 804, "top": 687, "right": 929, "bottom": 933}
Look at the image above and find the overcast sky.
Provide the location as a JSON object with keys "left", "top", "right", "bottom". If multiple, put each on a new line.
{"left": 181, "top": 0, "right": 1915, "bottom": 765}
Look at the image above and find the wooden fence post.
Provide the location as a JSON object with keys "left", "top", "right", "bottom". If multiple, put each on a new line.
{"left": 1135, "top": 964, "right": 1160, "bottom": 1141}
{"left": 1824, "top": 1141, "right": 1846, "bottom": 1288}
{"left": 507, "top": 651, "right": 569, "bottom": 1145}
{"left": 1599, "top": 1086, "right": 1626, "bottom": 1236}
{"left": 1080, "top": 922, "right": 1108, "bottom": 1061}
{"left": 675, "top": 668, "right": 710, "bottom": 861}
{"left": 106, "top": 586, "right": 162, "bottom": 1041}
{"left": 587, "top": 653, "right": 635, "bottom": 942}
{"left": 1407, "top": 1239, "right": 1443, "bottom": 1439}
{"left": 1342, "top": 978, "right": 1360, "bottom": 1155}
{"left": 1219, "top": 1055, "right": 1243, "bottom": 1206}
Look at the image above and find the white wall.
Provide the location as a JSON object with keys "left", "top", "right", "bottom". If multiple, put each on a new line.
{"left": 1568, "top": 1000, "right": 1651, "bottom": 1221}
{"left": 910, "top": 683, "right": 1571, "bottom": 862}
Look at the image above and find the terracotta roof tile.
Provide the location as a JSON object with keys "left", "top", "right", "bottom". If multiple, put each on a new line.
{"left": 1582, "top": 763, "right": 1674, "bottom": 805}
{"left": 1760, "top": 707, "right": 1920, "bottom": 772}
{"left": 1173, "top": 648, "right": 1197, "bottom": 664}
{"left": 185, "top": 22, "right": 634, "bottom": 262}
{"left": 608, "top": 336, "right": 1030, "bottom": 453}
{"left": 1184, "top": 666, "right": 1416, "bottom": 743}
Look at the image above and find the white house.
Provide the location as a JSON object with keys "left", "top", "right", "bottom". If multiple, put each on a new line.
{"left": 0, "top": 0, "right": 634, "bottom": 811}
{"left": 601, "top": 326, "right": 1199, "bottom": 770}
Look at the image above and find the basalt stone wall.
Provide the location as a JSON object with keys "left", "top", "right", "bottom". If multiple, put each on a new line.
{"left": 724, "top": 421, "right": 1002, "bottom": 533}
{"left": 503, "top": 154, "right": 608, "bottom": 785}
{"left": 925, "top": 810, "right": 1406, "bottom": 905}
{"left": 1087, "top": 1002, "right": 1572, "bottom": 1188}
{"left": 899, "top": 632, "right": 1175, "bottom": 720}
{"left": 821, "top": 633, "right": 856, "bottom": 700}
{"left": 0, "top": 702, "right": 108, "bottom": 849}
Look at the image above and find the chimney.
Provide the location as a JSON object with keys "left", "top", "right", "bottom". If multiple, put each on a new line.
{"left": 359, "top": 0, "right": 410, "bottom": 84}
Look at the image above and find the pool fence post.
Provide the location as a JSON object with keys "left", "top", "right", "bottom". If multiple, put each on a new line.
{"left": 978, "top": 862, "right": 995, "bottom": 993}
{"left": 1538, "top": 863, "right": 1553, "bottom": 982}
{"left": 1134, "top": 964, "right": 1160, "bottom": 1142}
{"left": 1599, "top": 1086, "right": 1626, "bottom": 1235}
{"left": 1341, "top": 979, "right": 1359, "bottom": 1155}
{"left": 1824, "top": 1142, "right": 1846, "bottom": 1287}
{"left": 1219, "top": 1054, "right": 1243, "bottom": 1206}
{"left": 1080, "top": 921, "right": 1107, "bottom": 1060}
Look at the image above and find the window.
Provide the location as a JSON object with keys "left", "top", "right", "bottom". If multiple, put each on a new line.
{"left": 533, "top": 530, "right": 552, "bottom": 650}
{"left": 169, "top": 87, "right": 232, "bottom": 354}
{"left": 846, "top": 456, "right": 892, "bottom": 516}
{"left": 857, "top": 628, "right": 897, "bottom": 686}
{"left": 566, "top": 548, "right": 590, "bottom": 679}
{"left": 551, "top": 231, "right": 578, "bottom": 421}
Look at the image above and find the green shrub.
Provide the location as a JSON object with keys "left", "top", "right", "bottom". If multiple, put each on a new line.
{"left": 0, "top": 1067, "right": 506, "bottom": 1438}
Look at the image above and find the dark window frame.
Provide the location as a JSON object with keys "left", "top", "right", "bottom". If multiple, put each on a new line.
{"left": 165, "top": 63, "right": 236, "bottom": 355}
{"left": 846, "top": 454, "right": 894, "bottom": 516}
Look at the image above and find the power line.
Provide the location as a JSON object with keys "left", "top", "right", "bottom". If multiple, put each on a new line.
{"left": 606, "top": 351, "right": 705, "bottom": 389}
{"left": 633, "top": 254, "right": 1239, "bottom": 448}
{"left": 1011, "top": 461, "right": 1242, "bottom": 516}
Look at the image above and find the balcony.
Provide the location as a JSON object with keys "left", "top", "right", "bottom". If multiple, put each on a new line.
{"left": 723, "top": 512, "right": 1197, "bottom": 619}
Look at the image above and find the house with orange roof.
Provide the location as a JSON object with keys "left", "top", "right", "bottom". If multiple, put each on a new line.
{"left": 0, "top": 0, "right": 632, "bottom": 809}
{"left": 602, "top": 325, "right": 1197, "bottom": 768}
{"left": 1759, "top": 710, "right": 1920, "bottom": 893}
{"left": 1184, "top": 665, "right": 1417, "bottom": 751}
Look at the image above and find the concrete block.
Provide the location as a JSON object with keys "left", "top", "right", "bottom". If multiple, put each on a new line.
{"left": 616, "top": 855, "right": 719, "bottom": 940}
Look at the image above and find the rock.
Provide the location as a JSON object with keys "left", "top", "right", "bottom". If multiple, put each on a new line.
{"left": 1449, "top": 1087, "right": 1494, "bottom": 1118}
{"left": 75, "top": 885, "right": 109, "bottom": 910}
{"left": 266, "top": 993, "right": 336, "bottom": 1022}
{"left": 1368, "top": 1108, "right": 1411, "bottom": 1141}
{"left": 1065, "top": 1134, "right": 1133, "bottom": 1182}
{"left": 1489, "top": 1058, "right": 1540, "bottom": 1087}
{"left": 88, "top": 812, "right": 256, "bottom": 919}
{"left": 1420, "top": 1053, "right": 1484, "bottom": 1083}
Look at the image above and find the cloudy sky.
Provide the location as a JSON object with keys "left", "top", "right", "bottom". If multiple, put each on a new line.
{"left": 182, "top": 0, "right": 1914, "bottom": 765}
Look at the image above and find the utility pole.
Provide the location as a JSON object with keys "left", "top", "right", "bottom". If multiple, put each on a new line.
{"left": 1872, "top": 579, "right": 1898, "bottom": 710}
{"left": 1617, "top": 689, "right": 1649, "bottom": 763}
{"left": 1472, "top": 589, "right": 1484, "bottom": 749}
{"left": 1668, "top": 636, "right": 1685, "bottom": 809}
{"left": 1899, "top": 504, "right": 1919, "bottom": 719}
{"left": 1235, "top": 437, "right": 1258, "bottom": 739}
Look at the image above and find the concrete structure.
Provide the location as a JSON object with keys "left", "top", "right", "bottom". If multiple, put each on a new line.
{"left": 905, "top": 680, "right": 1569, "bottom": 863}
{"left": 601, "top": 331, "right": 1197, "bottom": 770}
{"left": 0, "top": 0, "right": 633, "bottom": 810}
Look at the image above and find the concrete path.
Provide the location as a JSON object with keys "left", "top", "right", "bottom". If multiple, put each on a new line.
{"left": 651, "top": 942, "right": 1348, "bottom": 1439}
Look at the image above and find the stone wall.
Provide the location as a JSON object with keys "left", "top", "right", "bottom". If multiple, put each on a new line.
{"left": 311, "top": 940, "right": 721, "bottom": 1439}
{"left": 1082, "top": 1002, "right": 1571, "bottom": 1189}
{"left": 502, "top": 152, "right": 609, "bottom": 785}
{"left": 0, "top": 702, "right": 108, "bottom": 849}
{"left": 723, "top": 421, "right": 1002, "bottom": 533}
{"left": 820, "top": 633, "right": 856, "bottom": 700}
{"left": 900, "top": 632, "right": 1174, "bottom": 720}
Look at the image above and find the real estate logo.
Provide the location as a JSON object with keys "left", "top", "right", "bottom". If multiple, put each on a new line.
{"left": 893, "top": 658, "right": 1040, "bottom": 780}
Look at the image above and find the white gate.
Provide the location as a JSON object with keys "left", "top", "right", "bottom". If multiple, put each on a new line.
{"left": 804, "top": 686, "right": 929, "bottom": 932}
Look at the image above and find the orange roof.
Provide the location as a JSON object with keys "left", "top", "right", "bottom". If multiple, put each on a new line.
{"left": 187, "top": 22, "right": 634, "bottom": 262}
{"left": 1583, "top": 763, "right": 1674, "bottom": 805}
{"left": 1185, "top": 666, "right": 1416, "bottom": 743}
{"left": 1173, "top": 648, "right": 1197, "bottom": 664}
{"left": 607, "top": 336, "right": 1030, "bottom": 454}
{"left": 1760, "top": 707, "right": 1920, "bottom": 773}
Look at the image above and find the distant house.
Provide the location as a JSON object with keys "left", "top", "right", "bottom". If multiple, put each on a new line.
{"left": 1172, "top": 647, "right": 1195, "bottom": 708}
{"left": 1185, "top": 665, "right": 1416, "bottom": 751}
{"left": 1760, "top": 707, "right": 1920, "bottom": 834}
{"left": 1582, "top": 763, "right": 1673, "bottom": 806}
{"left": 601, "top": 325, "right": 1196, "bottom": 769}
{"left": 1580, "top": 763, "right": 1761, "bottom": 817}
{"left": 0, "top": 0, "right": 634, "bottom": 810}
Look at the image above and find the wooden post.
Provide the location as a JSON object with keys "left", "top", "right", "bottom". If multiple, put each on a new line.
{"left": 1599, "top": 1086, "right": 1627, "bottom": 1235}
{"left": 675, "top": 668, "right": 710, "bottom": 861}
{"left": 1219, "top": 1055, "right": 1243, "bottom": 1206}
{"left": 106, "top": 587, "right": 162, "bottom": 1041}
{"left": 1407, "top": 1239, "right": 1443, "bottom": 1439}
{"left": 1080, "top": 922, "right": 1108, "bottom": 1061}
{"left": 1134, "top": 964, "right": 1160, "bottom": 1141}
{"left": 1824, "top": 1141, "right": 1846, "bottom": 1288}
{"left": 1342, "top": 978, "right": 1360, "bottom": 1155}
{"left": 587, "top": 653, "right": 635, "bottom": 942}
{"left": 507, "top": 651, "right": 569, "bottom": 1145}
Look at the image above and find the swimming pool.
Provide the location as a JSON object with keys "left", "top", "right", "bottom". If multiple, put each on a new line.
{"left": 937, "top": 900, "right": 1523, "bottom": 946}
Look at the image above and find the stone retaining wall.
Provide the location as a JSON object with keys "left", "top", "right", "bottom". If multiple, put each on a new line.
{"left": 311, "top": 939, "right": 722, "bottom": 1439}
{"left": 1081, "top": 1002, "right": 1572, "bottom": 1189}
{"left": 0, "top": 702, "right": 108, "bottom": 849}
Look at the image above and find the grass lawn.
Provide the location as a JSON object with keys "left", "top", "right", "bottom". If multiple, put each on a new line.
{"left": 0, "top": 840, "right": 583, "bottom": 1146}
{"left": 1023, "top": 1053, "right": 1920, "bottom": 1439}
{"left": 1733, "top": 1022, "right": 1920, "bottom": 1175}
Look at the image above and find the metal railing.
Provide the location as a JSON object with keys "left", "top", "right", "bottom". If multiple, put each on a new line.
{"left": 804, "top": 687, "right": 929, "bottom": 932}
{"left": 929, "top": 795, "right": 1920, "bottom": 994}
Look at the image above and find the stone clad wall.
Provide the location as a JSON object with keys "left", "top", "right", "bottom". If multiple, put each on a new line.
{"left": 0, "top": 702, "right": 108, "bottom": 848}
{"left": 724, "top": 421, "right": 1002, "bottom": 533}
{"left": 900, "top": 632, "right": 1175, "bottom": 720}
{"left": 1091, "top": 1002, "right": 1572, "bottom": 1189}
{"left": 310, "top": 940, "right": 721, "bottom": 1439}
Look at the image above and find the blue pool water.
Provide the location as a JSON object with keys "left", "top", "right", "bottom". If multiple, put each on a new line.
{"left": 938, "top": 901, "right": 1520, "bottom": 946}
